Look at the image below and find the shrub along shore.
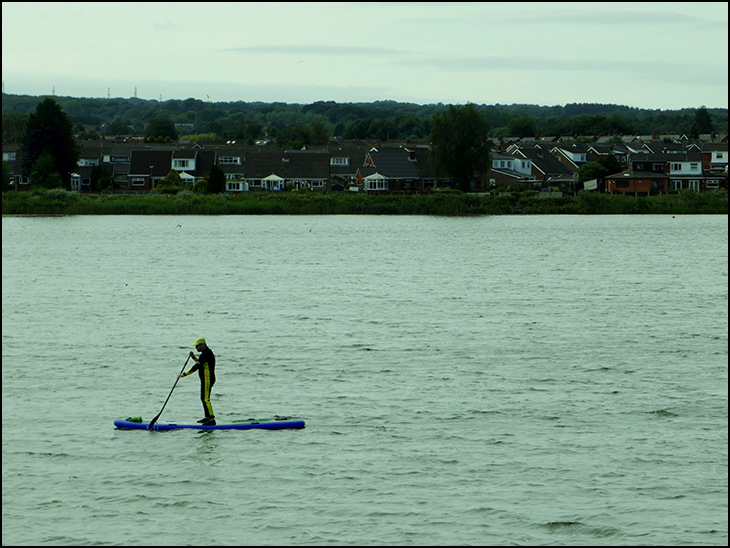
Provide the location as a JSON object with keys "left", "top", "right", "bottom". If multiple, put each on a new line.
{"left": 2, "top": 188, "right": 727, "bottom": 216}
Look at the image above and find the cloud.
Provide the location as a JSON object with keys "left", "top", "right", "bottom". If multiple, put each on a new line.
{"left": 493, "top": 8, "right": 726, "bottom": 28}
{"left": 404, "top": 55, "right": 727, "bottom": 87}
{"left": 225, "top": 45, "right": 408, "bottom": 56}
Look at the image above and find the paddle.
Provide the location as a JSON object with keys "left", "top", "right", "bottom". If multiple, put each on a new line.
{"left": 148, "top": 355, "right": 191, "bottom": 430}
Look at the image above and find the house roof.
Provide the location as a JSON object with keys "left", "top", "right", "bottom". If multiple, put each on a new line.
{"left": 128, "top": 150, "right": 173, "bottom": 177}
{"left": 193, "top": 150, "right": 217, "bottom": 177}
{"left": 511, "top": 146, "right": 573, "bottom": 177}
{"left": 642, "top": 141, "right": 693, "bottom": 154}
{"left": 327, "top": 140, "right": 369, "bottom": 176}
{"left": 241, "top": 150, "right": 285, "bottom": 178}
{"left": 365, "top": 147, "right": 419, "bottom": 179}
{"left": 606, "top": 170, "right": 670, "bottom": 180}
{"left": 630, "top": 152, "right": 702, "bottom": 163}
{"left": 282, "top": 150, "right": 330, "bottom": 179}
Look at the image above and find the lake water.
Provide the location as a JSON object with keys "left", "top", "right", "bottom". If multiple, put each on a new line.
{"left": 2, "top": 214, "right": 727, "bottom": 546}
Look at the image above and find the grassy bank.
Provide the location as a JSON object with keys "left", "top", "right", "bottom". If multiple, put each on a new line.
{"left": 2, "top": 188, "right": 728, "bottom": 216}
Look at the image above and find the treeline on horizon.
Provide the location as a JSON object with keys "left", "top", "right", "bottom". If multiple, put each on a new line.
{"left": 2, "top": 92, "right": 728, "bottom": 146}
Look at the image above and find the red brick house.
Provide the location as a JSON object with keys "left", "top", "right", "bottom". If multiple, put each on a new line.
{"left": 605, "top": 170, "right": 669, "bottom": 195}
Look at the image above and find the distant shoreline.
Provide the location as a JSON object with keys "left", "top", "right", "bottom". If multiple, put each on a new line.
{"left": 2, "top": 189, "right": 727, "bottom": 216}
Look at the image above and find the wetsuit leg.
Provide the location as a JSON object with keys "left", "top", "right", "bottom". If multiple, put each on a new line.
{"left": 200, "top": 366, "right": 215, "bottom": 419}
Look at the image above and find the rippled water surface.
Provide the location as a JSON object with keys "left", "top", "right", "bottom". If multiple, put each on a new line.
{"left": 2, "top": 214, "right": 728, "bottom": 546}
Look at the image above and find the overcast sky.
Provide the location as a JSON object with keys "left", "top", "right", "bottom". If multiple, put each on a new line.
{"left": 2, "top": 2, "right": 727, "bottom": 109}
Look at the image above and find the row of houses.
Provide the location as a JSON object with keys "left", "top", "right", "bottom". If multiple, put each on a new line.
{"left": 490, "top": 138, "right": 728, "bottom": 193}
{"left": 1, "top": 139, "right": 442, "bottom": 193}
{"left": 3, "top": 136, "right": 728, "bottom": 195}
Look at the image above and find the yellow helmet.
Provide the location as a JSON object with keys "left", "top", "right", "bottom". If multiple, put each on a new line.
{"left": 193, "top": 337, "right": 206, "bottom": 347}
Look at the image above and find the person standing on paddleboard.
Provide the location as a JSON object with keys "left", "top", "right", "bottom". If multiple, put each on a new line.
{"left": 178, "top": 337, "right": 216, "bottom": 425}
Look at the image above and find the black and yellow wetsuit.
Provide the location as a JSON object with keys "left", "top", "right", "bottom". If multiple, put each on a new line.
{"left": 183, "top": 347, "right": 216, "bottom": 420}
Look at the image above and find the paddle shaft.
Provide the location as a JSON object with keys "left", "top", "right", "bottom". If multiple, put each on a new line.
{"left": 148, "top": 355, "right": 191, "bottom": 430}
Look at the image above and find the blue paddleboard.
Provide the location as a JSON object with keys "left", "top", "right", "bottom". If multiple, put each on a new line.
{"left": 114, "top": 418, "right": 305, "bottom": 431}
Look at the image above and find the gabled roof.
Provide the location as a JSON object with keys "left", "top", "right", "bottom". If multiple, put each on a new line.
{"left": 243, "top": 149, "right": 286, "bottom": 178}
{"left": 642, "top": 141, "right": 691, "bottom": 154}
{"left": 78, "top": 140, "right": 112, "bottom": 158}
{"left": 327, "top": 139, "right": 369, "bottom": 175}
{"left": 282, "top": 150, "right": 330, "bottom": 179}
{"left": 605, "top": 169, "right": 670, "bottom": 180}
{"left": 128, "top": 150, "right": 173, "bottom": 176}
{"left": 193, "top": 150, "right": 217, "bottom": 177}
{"left": 410, "top": 146, "right": 436, "bottom": 179}
{"left": 587, "top": 143, "right": 631, "bottom": 156}
{"left": 365, "top": 147, "right": 419, "bottom": 179}
{"left": 629, "top": 152, "right": 702, "bottom": 163}
{"left": 511, "top": 147, "right": 572, "bottom": 177}
{"left": 703, "top": 142, "right": 729, "bottom": 152}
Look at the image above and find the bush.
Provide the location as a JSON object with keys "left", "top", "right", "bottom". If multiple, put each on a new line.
{"left": 2, "top": 189, "right": 727, "bottom": 216}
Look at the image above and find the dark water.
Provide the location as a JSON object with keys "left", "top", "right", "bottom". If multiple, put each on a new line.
{"left": 2, "top": 214, "right": 727, "bottom": 546}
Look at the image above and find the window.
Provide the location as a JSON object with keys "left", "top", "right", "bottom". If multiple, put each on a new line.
{"left": 218, "top": 156, "right": 242, "bottom": 165}
{"left": 330, "top": 157, "right": 349, "bottom": 166}
{"left": 365, "top": 176, "right": 388, "bottom": 191}
{"left": 173, "top": 159, "right": 192, "bottom": 169}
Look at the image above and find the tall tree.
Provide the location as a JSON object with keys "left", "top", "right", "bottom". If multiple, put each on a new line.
{"left": 506, "top": 116, "right": 537, "bottom": 138}
{"left": 693, "top": 106, "right": 714, "bottom": 134}
{"left": 145, "top": 116, "right": 178, "bottom": 141}
{"left": 429, "top": 104, "right": 491, "bottom": 191}
{"left": 21, "top": 98, "right": 79, "bottom": 189}
{"left": 206, "top": 164, "right": 226, "bottom": 194}
{"left": 2, "top": 112, "right": 29, "bottom": 145}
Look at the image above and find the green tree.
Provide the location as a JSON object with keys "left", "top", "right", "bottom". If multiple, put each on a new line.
{"left": 693, "top": 106, "right": 714, "bottom": 134}
{"left": 206, "top": 164, "right": 226, "bottom": 194}
{"left": 30, "top": 151, "right": 64, "bottom": 189}
{"left": 2, "top": 113, "right": 29, "bottom": 144}
{"left": 506, "top": 116, "right": 537, "bottom": 138}
{"left": 277, "top": 125, "right": 310, "bottom": 148}
{"left": 106, "top": 120, "right": 133, "bottom": 136}
{"left": 144, "top": 116, "right": 178, "bottom": 141}
{"left": 689, "top": 121, "right": 700, "bottom": 140}
{"left": 21, "top": 98, "right": 79, "bottom": 189}
{"left": 154, "top": 169, "right": 184, "bottom": 193}
{"left": 429, "top": 104, "right": 491, "bottom": 191}
{"left": 309, "top": 118, "right": 330, "bottom": 145}
{"left": 577, "top": 161, "right": 608, "bottom": 181}
{"left": 597, "top": 153, "right": 623, "bottom": 175}
{"left": 91, "top": 165, "right": 113, "bottom": 191}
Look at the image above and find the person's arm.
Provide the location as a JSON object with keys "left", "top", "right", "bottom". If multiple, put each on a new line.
{"left": 178, "top": 353, "right": 200, "bottom": 378}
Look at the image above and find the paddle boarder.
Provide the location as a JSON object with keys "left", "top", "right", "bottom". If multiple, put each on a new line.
{"left": 177, "top": 337, "right": 216, "bottom": 425}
